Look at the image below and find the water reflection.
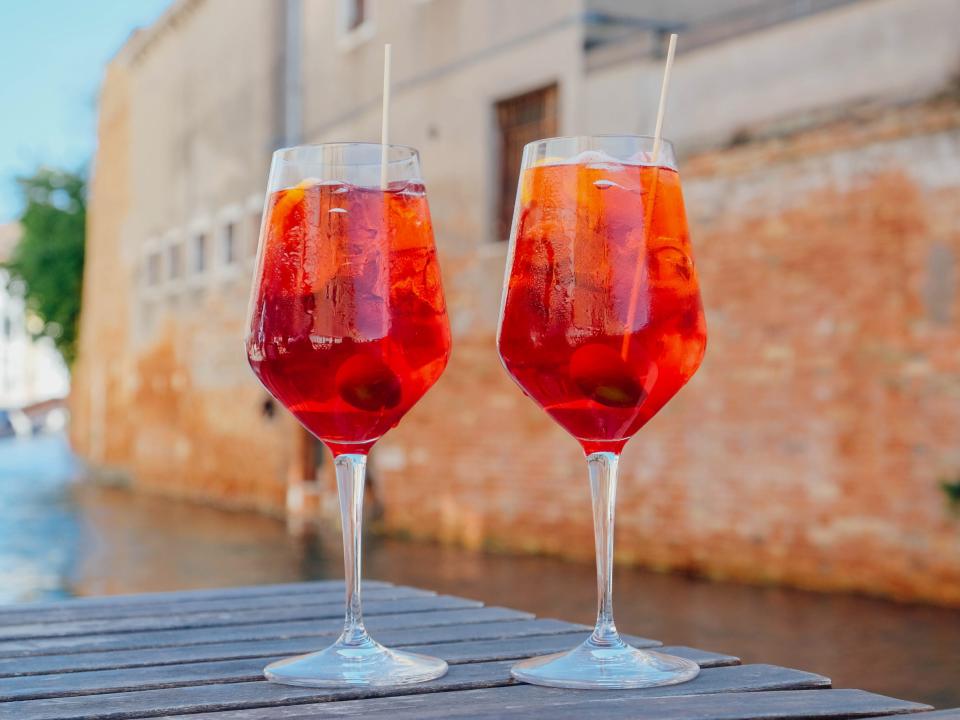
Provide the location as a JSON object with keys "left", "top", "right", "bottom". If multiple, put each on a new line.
{"left": 0, "top": 434, "right": 957, "bottom": 707}
{"left": 0, "top": 434, "right": 80, "bottom": 602}
{"left": 68, "top": 479, "right": 337, "bottom": 597}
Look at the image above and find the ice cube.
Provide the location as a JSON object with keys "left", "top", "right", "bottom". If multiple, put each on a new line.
{"left": 650, "top": 242, "right": 693, "bottom": 284}
{"left": 588, "top": 163, "right": 625, "bottom": 171}
{"left": 391, "top": 247, "right": 445, "bottom": 314}
{"left": 626, "top": 151, "right": 654, "bottom": 166}
{"left": 566, "top": 150, "right": 624, "bottom": 171}
{"left": 396, "top": 180, "right": 426, "bottom": 198}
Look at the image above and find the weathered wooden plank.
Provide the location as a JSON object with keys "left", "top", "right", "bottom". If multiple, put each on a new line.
{"left": 862, "top": 712, "right": 960, "bottom": 720}
{"left": 161, "top": 688, "right": 929, "bottom": 720}
{"left": 0, "top": 619, "right": 593, "bottom": 677}
{"left": 661, "top": 645, "right": 740, "bottom": 667}
{"left": 0, "top": 586, "right": 427, "bottom": 625}
{"left": 0, "top": 606, "right": 535, "bottom": 659}
{"left": 0, "top": 581, "right": 389, "bottom": 615}
{"left": 0, "top": 636, "right": 716, "bottom": 702}
{"left": 385, "top": 689, "right": 927, "bottom": 720}
{"left": 0, "top": 595, "right": 483, "bottom": 641}
{"left": 0, "top": 663, "right": 828, "bottom": 720}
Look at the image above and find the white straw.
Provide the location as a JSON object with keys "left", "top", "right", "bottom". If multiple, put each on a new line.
{"left": 651, "top": 33, "right": 677, "bottom": 163}
{"left": 622, "top": 33, "right": 679, "bottom": 359}
{"left": 380, "top": 43, "right": 392, "bottom": 190}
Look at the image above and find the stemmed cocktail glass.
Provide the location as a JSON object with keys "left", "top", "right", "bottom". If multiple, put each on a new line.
{"left": 246, "top": 142, "right": 451, "bottom": 687}
{"left": 498, "top": 135, "right": 707, "bottom": 689}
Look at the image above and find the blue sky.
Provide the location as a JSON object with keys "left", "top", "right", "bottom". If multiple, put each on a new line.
{"left": 0, "top": 0, "right": 172, "bottom": 223}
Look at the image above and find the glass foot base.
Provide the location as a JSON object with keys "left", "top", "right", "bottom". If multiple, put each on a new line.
{"left": 264, "top": 637, "right": 448, "bottom": 688}
{"left": 511, "top": 638, "right": 700, "bottom": 690}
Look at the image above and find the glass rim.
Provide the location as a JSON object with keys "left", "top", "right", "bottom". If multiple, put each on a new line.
{"left": 522, "top": 134, "right": 676, "bottom": 160}
{"left": 523, "top": 133, "right": 677, "bottom": 170}
{"left": 272, "top": 141, "right": 420, "bottom": 166}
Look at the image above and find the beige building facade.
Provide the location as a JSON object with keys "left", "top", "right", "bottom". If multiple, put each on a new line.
{"left": 72, "top": 0, "right": 960, "bottom": 604}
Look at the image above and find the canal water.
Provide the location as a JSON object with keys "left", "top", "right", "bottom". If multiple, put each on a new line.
{"left": 1, "top": 433, "right": 957, "bottom": 707}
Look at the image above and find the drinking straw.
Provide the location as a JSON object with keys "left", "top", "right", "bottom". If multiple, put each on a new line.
{"left": 621, "top": 33, "right": 679, "bottom": 359}
{"left": 380, "top": 44, "right": 392, "bottom": 190}
{"left": 651, "top": 33, "right": 677, "bottom": 163}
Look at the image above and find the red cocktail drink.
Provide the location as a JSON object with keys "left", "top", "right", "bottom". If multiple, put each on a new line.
{"left": 247, "top": 181, "right": 450, "bottom": 455}
{"left": 498, "top": 137, "right": 705, "bottom": 689}
{"left": 246, "top": 143, "right": 451, "bottom": 688}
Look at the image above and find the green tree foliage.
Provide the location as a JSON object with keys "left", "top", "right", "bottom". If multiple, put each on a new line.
{"left": 4, "top": 168, "right": 86, "bottom": 366}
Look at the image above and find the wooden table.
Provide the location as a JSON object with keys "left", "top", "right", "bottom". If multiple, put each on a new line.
{"left": 0, "top": 579, "right": 954, "bottom": 719}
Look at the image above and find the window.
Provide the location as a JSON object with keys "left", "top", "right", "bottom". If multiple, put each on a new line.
{"left": 147, "top": 252, "right": 162, "bottom": 286}
{"left": 338, "top": 0, "right": 373, "bottom": 46}
{"left": 223, "top": 222, "right": 237, "bottom": 265}
{"left": 167, "top": 244, "right": 182, "bottom": 280}
{"left": 249, "top": 211, "right": 262, "bottom": 257}
{"left": 192, "top": 233, "right": 208, "bottom": 273}
{"left": 344, "top": 0, "right": 366, "bottom": 31}
{"left": 494, "top": 84, "right": 558, "bottom": 240}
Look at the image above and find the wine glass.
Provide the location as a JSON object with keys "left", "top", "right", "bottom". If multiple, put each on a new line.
{"left": 497, "top": 135, "right": 707, "bottom": 689}
{"left": 246, "top": 142, "right": 451, "bottom": 687}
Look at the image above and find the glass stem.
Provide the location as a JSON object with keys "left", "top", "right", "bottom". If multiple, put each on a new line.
{"left": 587, "top": 451, "right": 625, "bottom": 649}
{"left": 335, "top": 453, "right": 372, "bottom": 647}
